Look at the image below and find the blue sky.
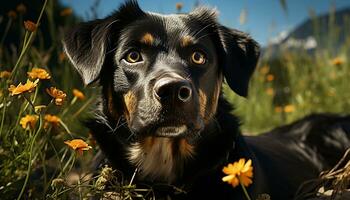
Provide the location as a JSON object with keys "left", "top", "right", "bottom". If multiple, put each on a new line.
{"left": 60, "top": 0, "right": 350, "bottom": 46}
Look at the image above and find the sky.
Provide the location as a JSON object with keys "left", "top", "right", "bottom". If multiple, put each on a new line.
{"left": 60, "top": 0, "right": 350, "bottom": 46}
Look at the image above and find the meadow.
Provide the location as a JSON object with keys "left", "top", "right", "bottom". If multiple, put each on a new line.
{"left": 0, "top": 0, "right": 349, "bottom": 199}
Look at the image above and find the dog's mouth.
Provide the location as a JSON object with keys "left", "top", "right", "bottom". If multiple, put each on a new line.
{"left": 154, "top": 125, "right": 188, "bottom": 137}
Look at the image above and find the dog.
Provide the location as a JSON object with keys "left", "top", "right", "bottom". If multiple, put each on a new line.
{"left": 63, "top": 1, "right": 350, "bottom": 199}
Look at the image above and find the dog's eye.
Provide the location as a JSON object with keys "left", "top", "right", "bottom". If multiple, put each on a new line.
{"left": 191, "top": 51, "right": 206, "bottom": 65}
{"left": 126, "top": 51, "right": 142, "bottom": 63}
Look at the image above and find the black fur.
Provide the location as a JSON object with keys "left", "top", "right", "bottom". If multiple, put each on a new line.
{"left": 63, "top": 1, "right": 350, "bottom": 199}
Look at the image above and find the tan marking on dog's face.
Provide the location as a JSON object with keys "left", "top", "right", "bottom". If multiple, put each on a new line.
{"left": 180, "top": 35, "right": 194, "bottom": 47}
{"left": 123, "top": 91, "right": 137, "bottom": 122}
{"left": 140, "top": 33, "right": 154, "bottom": 45}
{"left": 208, "top": 75, "right": 223, "bottom": 118}
{"left": 198, "top": 89, "right": 207, "bottom": 119}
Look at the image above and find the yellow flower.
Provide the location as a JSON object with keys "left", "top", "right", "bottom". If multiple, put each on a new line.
{"left": 46, "top": 87, "right": 67, "bottom": 106}
{"left": 64, "top": 139, "right": 92, "bottom": 155}
{"left": 266, "top": 74, "right": 274, "bottom": 82}
{"left": 73, "top": 89, "right": 85, "bottom": 100}
{"left": 284, "top": 105, "right": 295, "bottom": 113}
{"left": 331, "top": 57, "right": 344, "bottom": 66}
{"left": 0, "top": 71, "right": 11, "bottom": 79}
{"left": 16, "top": 3, "right": 27, "bottom": 14}
{"left": 24, "top": 20, "right": 37, "bottom": 32}
{"left": 27, "top": 68, "right": 51, "bottom": 80}
{"left": 20, "top": 115, "right": 39, "bottom": 129}
{"left": 222, "top": 158, "right": 253, "bottom": 188}
{"left": 60, "top": 8, "right": 73, "bottom": 16}
{"left": 8, "top": 79, "right": 39, "bottom": 96}
{"left": 44, "top": 114, "right": 60, "bottom": 126}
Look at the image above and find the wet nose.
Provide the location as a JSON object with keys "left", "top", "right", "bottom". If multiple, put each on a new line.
{"left": 154, "top": 77, "right": 192, "bottom": 103}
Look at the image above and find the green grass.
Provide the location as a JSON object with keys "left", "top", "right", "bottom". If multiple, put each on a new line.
{"left": 0, "top": 1, "right": 349, "bottom": 199}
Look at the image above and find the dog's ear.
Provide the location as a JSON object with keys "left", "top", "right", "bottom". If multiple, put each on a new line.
{"left": 63, "top": 19, "right": 111, "bottom": 85}
{"left": 217, "top": 26, "right": 260, "bottom": 97}
{"left": 63, "top": 0, "right": 145, "bottom": 85}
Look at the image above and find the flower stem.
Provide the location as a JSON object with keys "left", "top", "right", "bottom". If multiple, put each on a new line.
{"left": 239, "top": 177, "right": 252, "bottom": 200}
{"left": 10, "top": 0, "right": 48, "bottom": 80}
{"left": 17, "top": 115, "right": 43, "bottom": 200}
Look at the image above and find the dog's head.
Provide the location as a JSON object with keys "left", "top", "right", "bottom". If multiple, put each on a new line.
{"left": 64, "top": 1, "right": 259, "bottom": 137}
{"left": 63, "top": 0, "right": 259, "bottom": 182}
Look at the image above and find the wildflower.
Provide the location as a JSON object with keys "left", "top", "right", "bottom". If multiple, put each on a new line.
{"left": 46, "top": 87, "right": 67, "bottom": 106}
{"left": 16, "top": 3, "right": 27, "bottom": 14}
{"left": 284, "top": 105, "right": 295, "bottom": 113}
{"left": 266, "top": 88, "right": 274, "bottom": 96}
{"left": 259, "top": 65, "right": 270, "bottom": 75}
{"left": 175, "top": 3, "right": 183, "bottom": 11}
{"left": 222, "top": 158, "right": 253, "bottom": 188}
{"left": 96, "top": 165, "right": 113, "bottom": 190}
{"left": 27, "top": 67, "right": 51, "bottom": 80}
{"left": 51, "top": 178, "right": 65, "bottom": 189}
{"left": 64, "top": 139, "right": 92, "bottom": 155}
{"left": 58, "top": 52, "right": 66, "bottom": 62}
{"left": 8, "top": 79, "right": 39, "bottom": 96}
{"left": 60, "top": 8, "right": 73, "bottom": 16}
{"left": 73, "top": 89, "right": 85, "bottom": 100}
{"left": 331, "top": 57, "right": 344, "bottom": 66}
{"left": 8, "top": 10, "right": 17, "bottom": 19}
{"left": 24, "top": 20, "right": 37, "bottom": 32}
{"left": 20, "top": 114, "right": 39, "bottom": 129}
{"left": 239, "top": 8, "right": 247, "bottom": 25}
{"left": 44, "top": 114, "right": 60, "bottom": 126}
{"left": 274, "top": 106, "right": 282, "bottom": 113}
{"left": 266, "top": 74, "right": 274, "bottom": 82}
{"left": 0, "top": 71, "right": 11, "bottom": 79}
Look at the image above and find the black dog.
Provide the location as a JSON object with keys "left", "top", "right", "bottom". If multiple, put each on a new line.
{"left": 63, "top": 1, "right": 350, "bottom": 199}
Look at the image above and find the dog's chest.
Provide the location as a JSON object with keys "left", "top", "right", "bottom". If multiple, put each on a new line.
{"left": 127, "top": 137, "right": 194, "bottom": 183}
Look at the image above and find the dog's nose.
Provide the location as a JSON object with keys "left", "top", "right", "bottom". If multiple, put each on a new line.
{"left": 154, "top": 78, "right": 192, "bottom": 103}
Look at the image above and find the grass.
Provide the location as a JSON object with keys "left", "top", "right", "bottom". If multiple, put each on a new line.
{"left": 0, "top": 1, "right": 349, "bottom": 199}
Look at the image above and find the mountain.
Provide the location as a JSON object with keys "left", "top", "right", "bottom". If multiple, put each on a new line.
{"left": 265, "top": 7, "right": 350, "bottom": 57}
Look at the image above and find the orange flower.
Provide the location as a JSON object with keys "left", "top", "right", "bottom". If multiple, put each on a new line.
{"left": 46, "top": 87, "right": 67, "bottom": 106}
{"left": 60, "top": 8, "right": 73, "bottom": 16}
{"left": 16, "top": 3, "right": 27, "bottom": 14}
{"left": 24, "top": 20, "right": 37, "bottom": 32}
{"left": 259, "top": 65, "right": 270, "bottom": 75}
{"left": 64, "top": 139, "right": 92, "bottom": 155}
{"left": 266, "top": 74, "right": 274, "bottom": 82}
{"left": 44, "top": 114, "right": 60, "bottom": 126}
{"left": 266, "top": 88, "right": 274, "bottom": 96}
{"left": 59, "top": 52, "right": 66, "bottom": 62}
{"left": 284, "top": 105, "right": 295, "bottom": 113}
{"left": 331, "top": 57, "right": 344, "bottom": 66}
{"left": 175, "top": 3, "right": 183, "bottom": 11}
{"left": 8, "top": 10, "right": 17, "bottom": 19}
{"left": 27, "top": 68, "right": 51, "bottom": 80}
{"left": 73, "top": 89, "right": 85, "bottom": 100}
{"left": 222, "top": 158, "right": 253, "bottom": 188}
{"left": 20, "top": 114, "right": 39, "bottom": 129}
{"left": 8, "top": 79, "right": 39, "bottom": 96}
{"left": 0, "top": 71, "right": 11, "bottom": 79}
{"left": 274, "top": 106, "right": 283, "bottom": 113}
